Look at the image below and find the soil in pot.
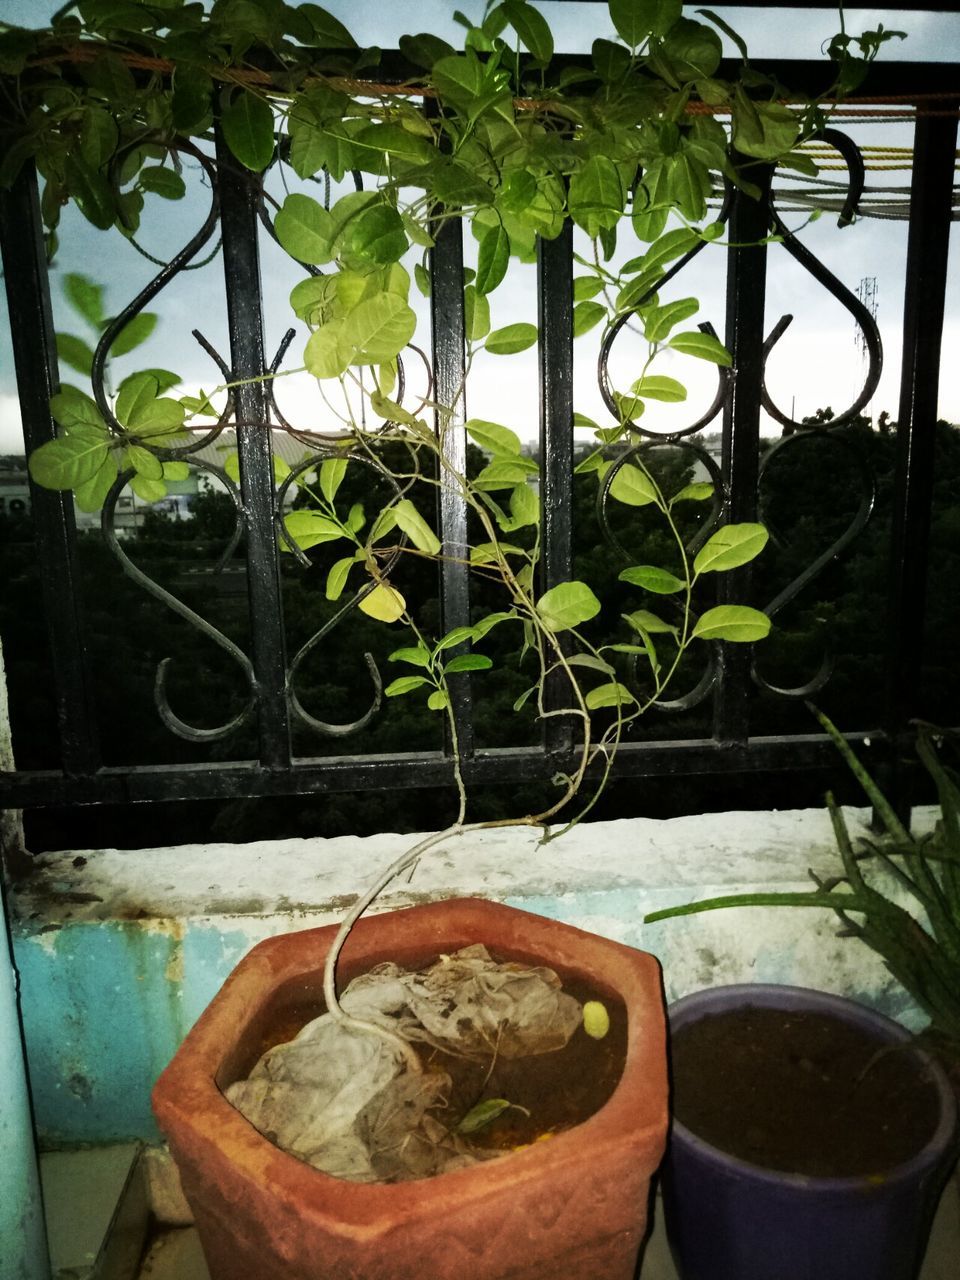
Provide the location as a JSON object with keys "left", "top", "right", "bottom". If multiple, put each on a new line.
{"left": 670, "top": 1006, "right": 942, "bottom": 1177}
{"left": 231, "top": 950, "right": 628, "bottom": 1171}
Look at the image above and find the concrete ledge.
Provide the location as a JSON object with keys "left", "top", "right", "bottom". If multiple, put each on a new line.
{"left": 10, "top": 808, "right": 935, "bottom": 1145}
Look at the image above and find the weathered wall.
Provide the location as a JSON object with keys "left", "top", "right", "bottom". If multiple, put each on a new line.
{"left": 8, "top": 807, "right": 933, "bottom": 1147}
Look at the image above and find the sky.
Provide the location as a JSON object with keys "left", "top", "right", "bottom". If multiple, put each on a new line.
{"left": 0, "top": 3, "right": 958, "bottom": 453}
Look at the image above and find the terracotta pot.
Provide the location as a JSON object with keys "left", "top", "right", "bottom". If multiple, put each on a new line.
{"left": 662, "top": 984, "right": 960, "bottom": 1280}
{"left": 152, "top": 898, "right": 668, "bottom": 1280}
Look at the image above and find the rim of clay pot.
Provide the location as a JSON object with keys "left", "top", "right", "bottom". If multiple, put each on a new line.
{"left": 666, "top": 983, "right": 959, "bottom": 1193}
{"left": 155, "top": 898, "right": 669, "bottom": 1214}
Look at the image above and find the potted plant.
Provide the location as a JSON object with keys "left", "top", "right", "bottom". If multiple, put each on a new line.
{"left": 0, "top": 0, "right": 903, "bottom": 1275}
{"left": 646, "top": 712, "right": 960, "bottom": 1280}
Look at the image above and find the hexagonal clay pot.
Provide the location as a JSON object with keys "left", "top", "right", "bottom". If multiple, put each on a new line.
{"left": 152, "top": 897, "right": 668, "bottom": 1280}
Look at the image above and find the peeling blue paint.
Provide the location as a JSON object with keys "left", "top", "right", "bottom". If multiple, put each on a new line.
{"left": 12, "top": 918, "right": 263, "bottom": 1145}
{"left": 1, "top": 912, "right": 50, "bottom": 1280}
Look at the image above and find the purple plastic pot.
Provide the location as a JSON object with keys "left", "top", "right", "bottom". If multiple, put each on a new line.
{"left": 661, "top": 985, "right": 958, "bottom": 1280}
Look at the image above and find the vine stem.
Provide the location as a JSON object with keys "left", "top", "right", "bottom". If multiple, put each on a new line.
{"left": 321, "top": 816, "right": 544, "bottom": 1069}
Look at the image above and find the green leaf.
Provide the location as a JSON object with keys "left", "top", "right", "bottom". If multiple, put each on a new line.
{"left": 668, "top": 329, "right": 732, "bottom": 365}
{"left": 464, "top": 284, "right": 491, "bottom": 342}
{"left": 465, "top": 418, "right": 522, "bottom": 455}
{"left": 144, "top": 368, "right": 181, "bottom": 393}
{"left": 592, "top": 36, "right": 632, "bottom": 81}
{"left": 427, "top": 688, "right": 451, "bottom": 711}
{"left": 431, "top": 52, "right": 486, "bottom": 105}
{"left": 368, "top": 507, "right": 398, "bottom": 542}
{"left": 320, "top": 456, "right": 348, "bottom": 503}
{"left": 394, "top": 498, "right": 441, "bottom": 555}
{"left": 75, "top": 455, "right": 119, "bottom": 511}
{"left": 609, "top": 462, "right": 660, "bottom": 507}
{"left": 161, "top": 461, "right": 190, "bottom": 481}
{"left": 585, "top": 681, "right": 636, "bottom": 709}
{"left": 498, "top": 169, "right": 538, "bottom": 216}
{"left": 129, "top": 398, "right": 186, "bottom": 435}
{"left": 109, "top": 311, "right": 158, "bottom": 357}
{"left": 281, "top": 510, "right": 345, "bottom": 550}
{"left": 698, "top": 7, "right": 749, "bottom": 61}
{"left": 50, "top": 387, "right": 104, "bottom": 431}
{"left": 733, "top": 92, "right": 800, "bottom": 161}
{"left": 125, "top": 444, "right": 163, "bottom": 480}
{"left": 574, "top": 277, "right": 604, "bottom": 303}
{"left": 388, "top": 646, "right": 431, "bottom": 667}
{"left": 536, "top": 581, "right": 601, "bottom": 632}
{"left": 568, "top": 155, "right": 624, "bottom": 238}
{"left": 435, "top": 626, "right": 479, "bottom": 652}
{"left": 513, "top": 685, "right": 536, "bottom": 711}
{"left": 325, "top": 556, "right": 354, "bottom": 601}
{"left": 503, "top": 0, "right": 553, "bottom": 62}
{"left": 29, "top": 435, "right": 109, "bottom": 490}
{"left": 444, "top": 654, "right": 493, "bottom": 674}
{"left": 385, "top": 675, "right": 430, "bottom": 696}
{"left": 474, "top": 458, "right": 539, "bottom": 491}
{"left": 116, "top": 372, "right": 159, "bottom": 427}
{"left": 341, "top": 293, "right": 417, "bottom": 364}
{"left": 300, "top": 4, "right": 357, "bottom": 47}
{"left": 56, "top": 333, "right": 95, "bottom": 377}
{"left": 693, "top": 523, "right": 769, "bottom": 574}
{"left": 290, "top": 275, "right": 335, "bottom": 324}
{"left": 349, "top": 204, "right": 408, "bottom": 265}
{"left": 130, "top": 474, "right": 167, "bottom": 503}
{"left": 415, "top": 262, "right": 432, "bottom": 298}
{"left": 618, "top": 565, "right": 685, "bottom": 593}
{"left": 573, "top": 301, "right": 606, "bottom": 337}
{"left": 509, "top": 482, "right": 539, "bottom": 528}
{"left": 139, "top": 166, "right": 186, "bottom": 200}
{"left": 691, "top": 604, "right": 771, "bottom": 642}
{"left": 475, "top": 222, "right": 510, "bottom": 296}
{"left": 172, "top": 65, "right": 213, "bottom": 132}
{"left": 305, "top": 323, "right": 349, "bottom": 379}
{"left": 221, "top": 89, "right": 276, "bottom": 172}
{"left": 64, "top": 154, "right": 115, "bottom": 230}
{"left": 622, "top": 608, "right": 678, "bottom": 636}
{"left": 609, "top": 0, "right": 680, "bottom": 46}
{"left": 355, "top": 123, "right": 435, "bottom": 169}
{"left": 644, "top": 297, "right": 699, "bottom": 343}
{"left": 457, "top": 1098, "right": 515, "bottom": 1134}
{"left": 471, "top": 541, "right": 524, "bottom": 564}
{"left": 640, "top": 226, "right": 701, "bottom": 273}
{"left": 64, "top": 273, "right": 104, "bottom": 328}
{"left": 473, "top": 611, "right": 516, "bottom": 638}
{"left": 631, "top": 374, "right": 687, "bottom": 402}
{"left": 658, "top": 17, "right": 722, "bottom": 80}
{"left": 275, "top": 193, "right": 336, "bottom": 265}
{"left": 485, "top": 323, "right": 537, "bottom": 355}
{"left": 399, "top": 32, "right": 456, "bottom": 68}
{"left": 672, "top": 481, "right": 714, "bottom": 502}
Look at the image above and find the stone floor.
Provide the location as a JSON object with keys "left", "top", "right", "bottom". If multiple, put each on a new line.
{"left": 38, "top": 1142, "right": 959, "bottom": 1279}
{"left": 133, "top": 1177, "right": 960, "bottom": 1280}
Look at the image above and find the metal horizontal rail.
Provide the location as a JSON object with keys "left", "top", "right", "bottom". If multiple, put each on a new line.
{"left": 0, "top": 734, "right": 885, "bottom": 809}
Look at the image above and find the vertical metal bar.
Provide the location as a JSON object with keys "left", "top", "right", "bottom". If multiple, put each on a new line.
{"left": 430, "top": 214, "right": 474, "bottom": 759}
{"left": 885, "top": 112, "right": 958, "bottom": 739}
{"left": 0, "top": 163, "right": 100, "bottom": 777}
{"left": 537, "top": 222, "right": 575, "bottom": 751}
{"left": 214, "top": 132, "right": 291, "bottom": 769}
{"left": 714, "top": 161, "right": 774, "bottom": 745}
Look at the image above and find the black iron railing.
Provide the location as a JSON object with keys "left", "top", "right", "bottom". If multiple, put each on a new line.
{"left": 0, "top": 57, "right": 957, "bottom": 821}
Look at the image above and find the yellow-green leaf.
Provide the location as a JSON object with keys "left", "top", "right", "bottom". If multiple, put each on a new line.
{"left": 693, "top": 523, "right": 769, "bottom": 574}
{"left": 359, "top": 582, "right": 406, "bottom": 622}
{"left": 691, "top": 605, "right": 771, "bottom": 642}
